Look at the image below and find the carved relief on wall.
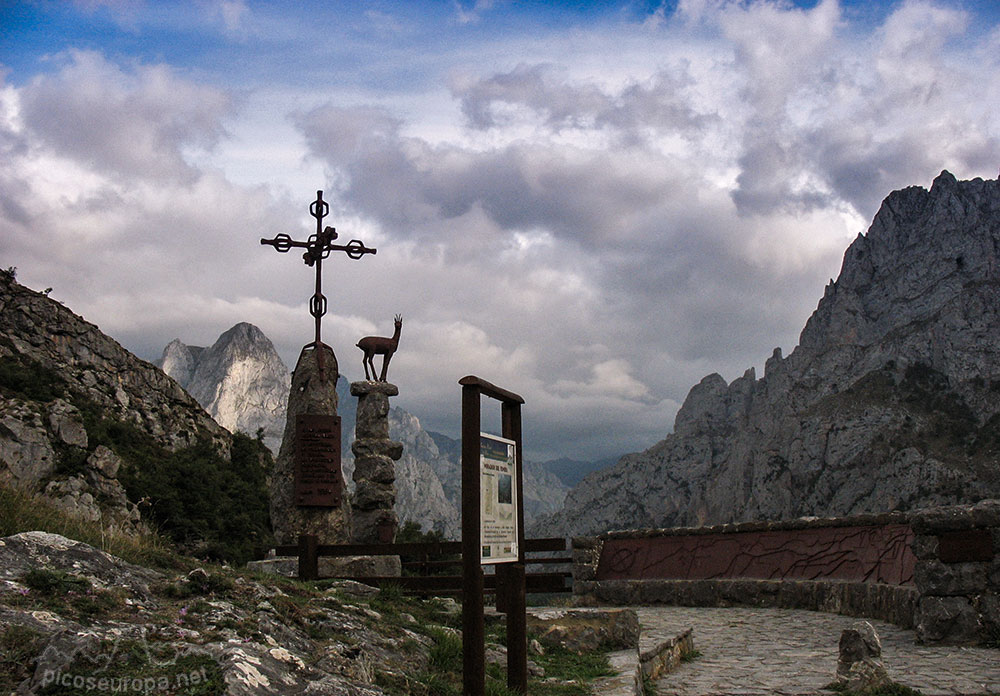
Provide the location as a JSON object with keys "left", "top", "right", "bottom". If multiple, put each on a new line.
{"left": 595, "top": 524, "right": 915, "bottom": 585}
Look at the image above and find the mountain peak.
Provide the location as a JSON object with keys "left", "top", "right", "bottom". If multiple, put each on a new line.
{"left": 536, "top": 172, "right": 1000, "bottom": 537}
{"left": 159, "top": 323, "right": 290, "bottom": 453}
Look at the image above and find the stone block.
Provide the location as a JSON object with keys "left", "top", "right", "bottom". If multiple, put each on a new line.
{"left": 911, "top": 505, "right": 975, "bottom": 534}
{"left": 971, "top": 499, "right": 1000, "bottom": 527}
{"left": 916, "top": 596, "right": 980, "bottom": 644}
{"left": 911, "top": 534, "right": 939, "bottom": 560}
{"left": 352, "top": 455, "right": 396, "bottom": 484}
{"left": 837, "top": 621, "right": 884, "bottom": 685}
{"left": 354, "top": 395, "right": 391, "bottom": 439}
{"left": 319, "top": 554, "right": 401, "bottom": 578}
{"left": 527, "top": 608, "right": 639, "bottom": 654}
{"left": 246, "top": 557, "right": 300, "bottom": 578}
{"left": 270, "top": 344, "right": 349, "bottom": 547}
{"left": 350, "top": 381, "right": 399, "bottom": 398}
{"left": 353, "top": 481, "right": 395, "bottom": 510}
{"left": 351, "top": 438, "right": 404, "bottom": 461}
{"left": 974, "top": 592, "right": 1000, "bottom": 644}
{"left": 351, "top": 508, "right": 398, "bottom": 544}
{"left": 914, "top": 559, "right": 987, "bottom": 596}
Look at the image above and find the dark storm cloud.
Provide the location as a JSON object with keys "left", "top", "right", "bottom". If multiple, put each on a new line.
{"left": 294, "top": 102, "right": 681, "bottom": 248}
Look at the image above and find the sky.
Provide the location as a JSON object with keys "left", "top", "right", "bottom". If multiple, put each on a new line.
{"left": 2, "top": 0, "right": 1000, "bottom": 463}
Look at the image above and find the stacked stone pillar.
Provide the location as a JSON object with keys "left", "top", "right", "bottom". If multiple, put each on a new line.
{"left": 350, "top": 381, "right": 402, "bottom": 544}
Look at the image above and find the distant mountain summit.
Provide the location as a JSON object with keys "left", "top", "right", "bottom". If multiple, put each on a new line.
{"left": 534, "top": 171, "right": 1000, "bottom": 537}
{"left": 159, "top": 323, "right": 290, "bottom": 454}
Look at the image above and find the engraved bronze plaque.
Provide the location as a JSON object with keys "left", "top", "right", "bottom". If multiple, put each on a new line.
{"left": 295, "top": 414, "right": 342, "bottom": 507}
{"left": 938, "top": 530, "right": 994, "bottom": 563}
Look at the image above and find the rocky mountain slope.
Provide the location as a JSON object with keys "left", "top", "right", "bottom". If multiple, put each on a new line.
{"left": 0, "top": 270, "right": 228, "bottom": 529}
{"left": 0, "top": 271, "right": 272, "bottom": 562}
{"left": 159, "top": 324, "right": 290, "bottom": 454}
{"left": 534, "top": 171, "right": 1000, "bottom": 537}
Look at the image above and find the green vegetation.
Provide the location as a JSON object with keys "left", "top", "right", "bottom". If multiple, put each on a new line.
{"left": 1, "top": 328, "right": 275, "bottom": 565}
{"left": 10, "top": 569, "right": 126, "bottom": 624}
{"left": 681, "top": 647, "right": 702, "bottom": 662}
{"left": 0, "top": 351, "right": 66, "bottom": 402}
{"left": 0, "top": 623, "right": 46, "bottom": 693}
{"left": 117, "top": 431, "right": 274, "bottom": 565}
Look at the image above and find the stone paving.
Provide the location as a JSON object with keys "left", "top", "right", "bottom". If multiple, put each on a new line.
{"left": 636, "top": 607, "right": 1000, "bottom": 696}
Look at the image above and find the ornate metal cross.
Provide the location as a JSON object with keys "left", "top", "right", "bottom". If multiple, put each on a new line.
{"left": 261, "top": 190, "right": 376, "bottom": 380}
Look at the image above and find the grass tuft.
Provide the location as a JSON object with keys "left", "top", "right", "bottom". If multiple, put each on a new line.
{"left": 0, "top": 481, "right": 182, "bottom": 569}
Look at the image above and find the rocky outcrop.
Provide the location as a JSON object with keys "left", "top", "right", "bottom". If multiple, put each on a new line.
{"left": 0, "top": 272, "right": 228, "bottom": 529}
{"left": 536, "top": 172, "right": 1000, "bottom": 537}
{"left": 159, "top": 323, "right": 290, "bottom": 454}
{"left": 0, "top": 532, "right": 455, "bottom": 695}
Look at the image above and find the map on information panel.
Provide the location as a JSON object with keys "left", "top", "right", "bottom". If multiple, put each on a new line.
{"left": 479, "top": 432, "right": 518, "bottom": 565}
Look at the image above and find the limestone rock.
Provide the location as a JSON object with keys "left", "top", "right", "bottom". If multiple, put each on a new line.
{"left": 0, "top": 531, "right": 161, "bottom": 598}
{"left": 0, "top": 274, "right": 231, "bottom": 531}
{"left": 0, "top": 402, "right": 56, "bottom": 488}
{"left": 158, "top": 323, "right": 290, "bottom": 454}
{"left": 527, "top": 608, "right": 639, "bottom": 654}
{"left": 47, "top": 399, "right": 87, "bottom": 448}
{"left": 535, "top": 172, "right": 1000, "bottom": 537}
{"left": 837, "top": 622, "right": 887, "bottom": 689}
{"left": 0, "top": 273, "right": 229, "bottom": 455}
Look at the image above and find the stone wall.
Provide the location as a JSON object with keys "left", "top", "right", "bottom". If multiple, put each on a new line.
{"left": 573, "top": 501, "right": 1000, "bottom": 644}
{"left": 912, "top": 500, "right": 1000, "bottom": 645}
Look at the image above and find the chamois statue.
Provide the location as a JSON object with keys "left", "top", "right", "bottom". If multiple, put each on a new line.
{"left": 357, "top": 314, "right": 402, "bottom": 382}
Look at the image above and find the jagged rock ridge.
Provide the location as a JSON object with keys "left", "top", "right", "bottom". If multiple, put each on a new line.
{"left": 534, "top": 171, "right": 1000, "bottom": 537}
{"left": 158, "top": 323, "right": 290, "bottom": 454}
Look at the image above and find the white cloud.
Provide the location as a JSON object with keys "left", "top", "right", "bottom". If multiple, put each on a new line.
{"left": 19, "top": 50, "right": 233, "bottom": 184}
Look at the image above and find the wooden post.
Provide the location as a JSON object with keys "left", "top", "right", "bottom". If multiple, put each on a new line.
{"left": 298, "top": 533, "right": 319, "bottom": 581}
{"left": 462, "top": 381, "right": 485, "bottom": 696}
{"left": 460, "top": 376, "right": 527, "bottom": 696}
{"left": 502, "top": 399, "right": 527, "bottom": 694}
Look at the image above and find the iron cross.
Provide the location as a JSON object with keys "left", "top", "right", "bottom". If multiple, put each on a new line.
{"left": 261, "top": 190, "right": 376, "bottom": 380}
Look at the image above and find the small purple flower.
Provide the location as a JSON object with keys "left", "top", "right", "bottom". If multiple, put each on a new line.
{"left": 180, "top": 606, "right": 188, "bottom": 616}
{"left": 17, "top": 588, "right": 30, "bottom": 596}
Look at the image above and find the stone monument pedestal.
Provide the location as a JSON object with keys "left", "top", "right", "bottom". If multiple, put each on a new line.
{"left": 270, "top": 343, "right": 350, "bottom": 546}
{"left": 350, "top": 380, "right": 403, "bottom": 544}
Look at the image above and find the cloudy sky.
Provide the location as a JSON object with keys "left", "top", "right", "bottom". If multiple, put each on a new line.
{"left": 3, "top": 0, "right": 999, "bottom": 462}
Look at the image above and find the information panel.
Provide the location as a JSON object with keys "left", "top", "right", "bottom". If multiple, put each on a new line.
{"left": 294, "top": 414, "right": 343, "bottom": 507}
{"left": 479, "top": 432, "right": 518, "bottom": 564}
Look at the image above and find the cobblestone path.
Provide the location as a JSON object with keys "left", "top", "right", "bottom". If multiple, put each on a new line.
{"left": 638, "top": 607, "right": 999, "bottom": 696}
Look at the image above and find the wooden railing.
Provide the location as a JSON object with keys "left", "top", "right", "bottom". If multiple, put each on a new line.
{"left": 275, "top": 535, "right": 572, "bottom": 595}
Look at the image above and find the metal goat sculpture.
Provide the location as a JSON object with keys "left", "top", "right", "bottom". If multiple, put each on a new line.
{"left": 357, "top": 314, "right": 402, "bottom": 382}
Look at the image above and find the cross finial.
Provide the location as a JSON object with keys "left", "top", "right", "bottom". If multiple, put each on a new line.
{"left": 261, "top": 190, "right": 376, "bottom": 380}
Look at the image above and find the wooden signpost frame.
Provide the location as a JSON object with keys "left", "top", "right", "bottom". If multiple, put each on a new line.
{"left": 461, "top": 375, "right": 527, "bottom": 696}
